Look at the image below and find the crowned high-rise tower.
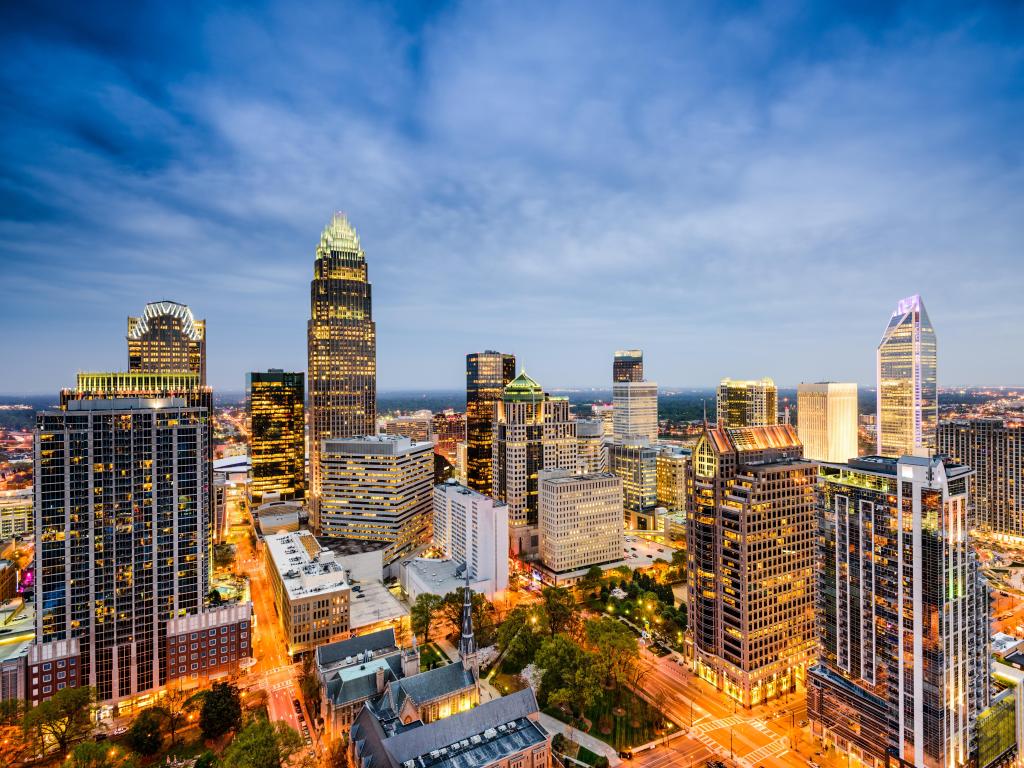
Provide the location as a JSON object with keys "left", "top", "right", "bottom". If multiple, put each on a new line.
{"left": 876, "top": 295, "right": 937, "bottom": 457}
{"left": 308, "top": 214, "right": 377, "bottom": 531}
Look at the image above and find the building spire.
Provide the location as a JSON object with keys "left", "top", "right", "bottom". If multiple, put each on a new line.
{"left": 459, "top": 570, "right": 478, "bottom": 678}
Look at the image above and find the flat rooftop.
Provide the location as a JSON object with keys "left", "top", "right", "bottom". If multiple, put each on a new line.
{"left": 349, "top": 579, "right": 408, "bottom": 630}
{"left": 266, "top": 531, "right": 350, "bottom": 600}
{"left": 0, "top": 599, "right": 35, "bottom": 664}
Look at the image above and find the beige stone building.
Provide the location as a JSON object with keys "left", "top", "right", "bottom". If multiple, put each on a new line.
{"left": 538, "top": 470, "right": 623, "bottom": 575}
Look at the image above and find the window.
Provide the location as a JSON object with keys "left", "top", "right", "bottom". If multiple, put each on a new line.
{"left": 43, "top": 663, "right": 52, "bottom": 671}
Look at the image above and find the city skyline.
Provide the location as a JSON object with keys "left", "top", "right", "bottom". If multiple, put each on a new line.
{"left": 2, "top": 3, "right": 1023, "bottom": 393}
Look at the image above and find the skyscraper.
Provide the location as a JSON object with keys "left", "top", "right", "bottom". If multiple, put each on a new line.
{"left": 687, "top": 424, "right": 816, "bottom": 707}
{"left": 796, "top": 382, "right": 858, "bottom": 463}
{"left": 716, "top": 377, "right": 778, "bottom": 428}
{"left": 247, "top": 370, "right": 305, "bottom": 507}
{"left": 127, "top": 300, "right": 206, "bottom": 384}
{"left": 492, "top": 372, "right": 577, "bottom": 554}
{"left": 939, "top": 419, "right": 1024, "bottom": 537}
{"left": 613, "top": 349, "right": 644, "bottom": 382}
{"left": 34, "top": 398, "right": 209, "bottom": 704}
{"left": 612, "top": 381, "right": 658, "bottom": 443}
{"left": 576, "top": 418, "right": 606, "bottom": 473}
{"left": 318, "top": 435, "right": 433, "bottom": 568}
{"left": 466, "top": 351, "right": 516, "bottom": 494}
{"left": 876, "top": 294, "right": 937, "bottom": 457}
{"left": 808, "top": 455, "right": 988, "bottom": 768}
{"left": 308, "top": 214, "right": 377, "bottom": 532}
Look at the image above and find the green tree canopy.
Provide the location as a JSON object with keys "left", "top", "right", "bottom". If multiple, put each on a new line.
{"left": 221, "top": 718, "right": 303, "bottom": 768}
{"left": 126, "top": 708, "right": 163, "bottom": 755}
{"left": 540, "top": 586, "right": 578, "bottom": 638}
{"left": 22, "top": 685, "right": 94, "bottom": 757}
{"left": 410, "top": 593, "right": 443, "bottom": 642}
{"left": 199, "top": 682, "right": 242, "bottom": 740}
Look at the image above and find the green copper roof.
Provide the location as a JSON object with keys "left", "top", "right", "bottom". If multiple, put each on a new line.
{"left": 317, "top": 212, "right": 363, "bottom": 258}
{"left": 503, "top": 371, "right": 544, "bottom": 402}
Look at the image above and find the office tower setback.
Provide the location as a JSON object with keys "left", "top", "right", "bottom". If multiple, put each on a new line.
{"left": 613, "top": 349, "right": 644, "bottom": 382}
{"left": 308, "top": 214, "right": 377, "bottom": 530}
{"left": 939, "top": 419, "right": 1024, "bottom": 537}
{"left": 876, "top": 294, "right": 937, "bottom": 457}
{"left": 687, "top": 424, "right": 816, "bottom": 707}
{"left": 34, "top": 399, "right": 209, "bottom": 704}
{"left": 318, "top": 435, "right": 432, "bottom": 567}
{"left": 466, "top": 351, "right": 516, "bottom": 494}
{"left": 576, "top": 418, "right": 606, "bottom": 472}
{"left": 716, "top": 377, "right": 778, "bottom": 428}
{"left": 247, "top": 370, "right": 305, "bottom": 506}
{"left": 612, "top": 381, "right": 658, "bottom": 443}
{"left": 127, "top": 300, "right": 207, "bottom": 384}
{"left": 808, "top": 455, "right": 989, "bottom": 768}
{"left": 796, "top": 382, "right": 858, "bottom": 463}
{"left": 607, "top": 440, "right": 658, "bottom": 530}
{"left": 539, "top": 469, "right": 624, "bottom": 576}
{"left": 492, "top": 372, "right": 577, "bottom": 554}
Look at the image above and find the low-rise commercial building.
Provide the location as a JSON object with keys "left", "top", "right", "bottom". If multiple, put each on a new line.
{"left": 265, "top": 531, "right": 352, "bottom": 657}
{"left": 165, "top": 603, "right": 252, "bottom": 686}
{"left": 538, "top": 470, "right": 623, "bottom": 576}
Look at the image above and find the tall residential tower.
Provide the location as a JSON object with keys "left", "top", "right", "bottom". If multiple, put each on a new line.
{"left": 876, "top": 294, "right": 937, "bottom": 457}
{"left": 308, "top": 214, "right": 377, "bottom": 530}
{"left": 716, "top": 377, "right": 777, "bottom": 428}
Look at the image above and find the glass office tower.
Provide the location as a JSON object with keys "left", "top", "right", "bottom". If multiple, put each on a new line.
{"left": 308, "top": 214, "right": 377, "bottom": 531}
{"left": 127, "top": 301, "right": 207, "bottom": 384}
{"left": 466, "top": 351, "right": 516, "bottom": 494}
{"left": 613, "top": 349, "right": 644, "bottom": 382}
{"left": 247, "top": 370, "right": 305, "bottom": 506}
{"left": 876, "top": 294, "right": 937, "bottom": 457}
{"left": 716, "top": 378, "right": 778, "bottom": 428}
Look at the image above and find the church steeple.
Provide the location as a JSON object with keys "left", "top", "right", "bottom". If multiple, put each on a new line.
{"left": 459, "top": 571, "right": 479, "bottom": 678}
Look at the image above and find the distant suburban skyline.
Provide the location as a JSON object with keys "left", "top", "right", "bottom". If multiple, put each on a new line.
{"left": 1, "top": 2, "right": 1022, "bottom": 394}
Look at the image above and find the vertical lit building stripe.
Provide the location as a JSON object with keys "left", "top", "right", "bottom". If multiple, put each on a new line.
{"left": 466, "top": 351, "right": 516, "bottom": 494}
{"left": 247, "top": 370, "right": 305, "bottom": 506}
{"left": 307, "top": 214, "right": 377, "bottom": 532}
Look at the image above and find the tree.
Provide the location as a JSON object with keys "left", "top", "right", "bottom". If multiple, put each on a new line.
{"left": 154, "top": 687, "right": 200, "bottom": 745}
{"left": 440, "top": 591, "right": 498, "bottom": 646}
{"left": 199, "top": 682, "right": 242, "bottom": 740}
{"left": 194, "top": 752, "right": 217, "bottom": 768}
{"left": 208, "top": 589, "right": 225, "bottom": 607}
{"left": 213, "top": 543, "right": 236, "bottom": 570}
{"left": 298, "top": 653, "right": 320, "bottom": 706}
{"left": 410, "top": 593, "right": 443, "bottom": 642}
{"left": 585, "top": 619, "right": 639, "bottom": 698}
{"left": 126, "top": 709, "right": 163, "bottom": 755}
{"left": 579, "top": 565, "right": 604, "bottom": 596}
{"left": 221, "top": 718, "right": 303, "bottom": 768}
{"left": 323, "top": 737, "right": 347, "bottom": 768}
{"left": 22, "top": 685, "right": 94, "bottom": 757}
{"left": 540, "top": 586, "right": 578, "bottom": 638}
{"left": 495, "top": 606, "right": 542, "bottom": 672}
{"left": 66, "top": 742, "right": 114, "bottom": 768}
{"left": 534, "top": 634, "right": 586, "bottom": 705}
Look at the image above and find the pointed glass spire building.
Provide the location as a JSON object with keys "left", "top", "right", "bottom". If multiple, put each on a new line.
{"left": 876, "top": 295, "right": 937, "bottom": 457}
{"left": 308, "top": 214, "right": 377, "bottom": 531}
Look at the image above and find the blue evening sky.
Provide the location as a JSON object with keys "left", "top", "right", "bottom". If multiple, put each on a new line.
{"left": 1, "top": 1, "right": 1022, "bottom": 393}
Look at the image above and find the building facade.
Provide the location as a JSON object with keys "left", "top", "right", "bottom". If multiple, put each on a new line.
{"left": 687, "top": 424, "right": 816, "bottom": 708}
{"left": 808, "top": 455, "right": 989, "bottom": 768}
{"left": 612, "top": 381, "right": 658, "bottom": 443}
{"left": 319, "top": 435, "right": 433, "bottom": 567}
{"left": 796, "top": 382, "right": 858, "bottom": 463}
{"left": 0, "top": 489, "right": 32, "bottom": 539}
{"left": 576, "top": 418, "right": 606, "bottom": 473}
{"left": 127, "top": 300, "right": 206, "bottom": 384}
{"left": 716, "top": 378, "right": 778, "bottom": 428}
{"left": 656, "top": 445, "right": 690, "bottom": 512}
{"left": 613, "top": 349, "right": 644, "bottom": 382}
{"left": 876, "top": 294, "right": 937, "bottom": 457}
{"left": 247, "top": 370, "right": 305, "bottom": 507}
{"left": 34, "top": 398, "right": 209, "bottom": 705}
{"left": 538, "top": 470, "right": 623, "bottom": 575}
{"left": 466, "top": 351, "right": 516, "bottom": 494}
{"left": 265, "top": 531, "right": 352, "bottom": 657}
{"left": 430, "top": 481, "right": 509, "bottom": 597}
{"left": 938, "top": 419, "right": 1024, "bottom": 538}
{"left": 308, "top": 214, "right": 377, "bottom": 530}
{"left": 432, "top": 410, "right": 467, "bottom": 464}
{"left": 165, "top": 603, "right": 252, "bottom": 686}
{"left": 491, "top": 372, "right": 578, "bottom": 555}
{"left": 382, "top": 413, "right": 433, "bottom": 443}
{"left": 607, "top": 440, "right": 658, "bottom": 531}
